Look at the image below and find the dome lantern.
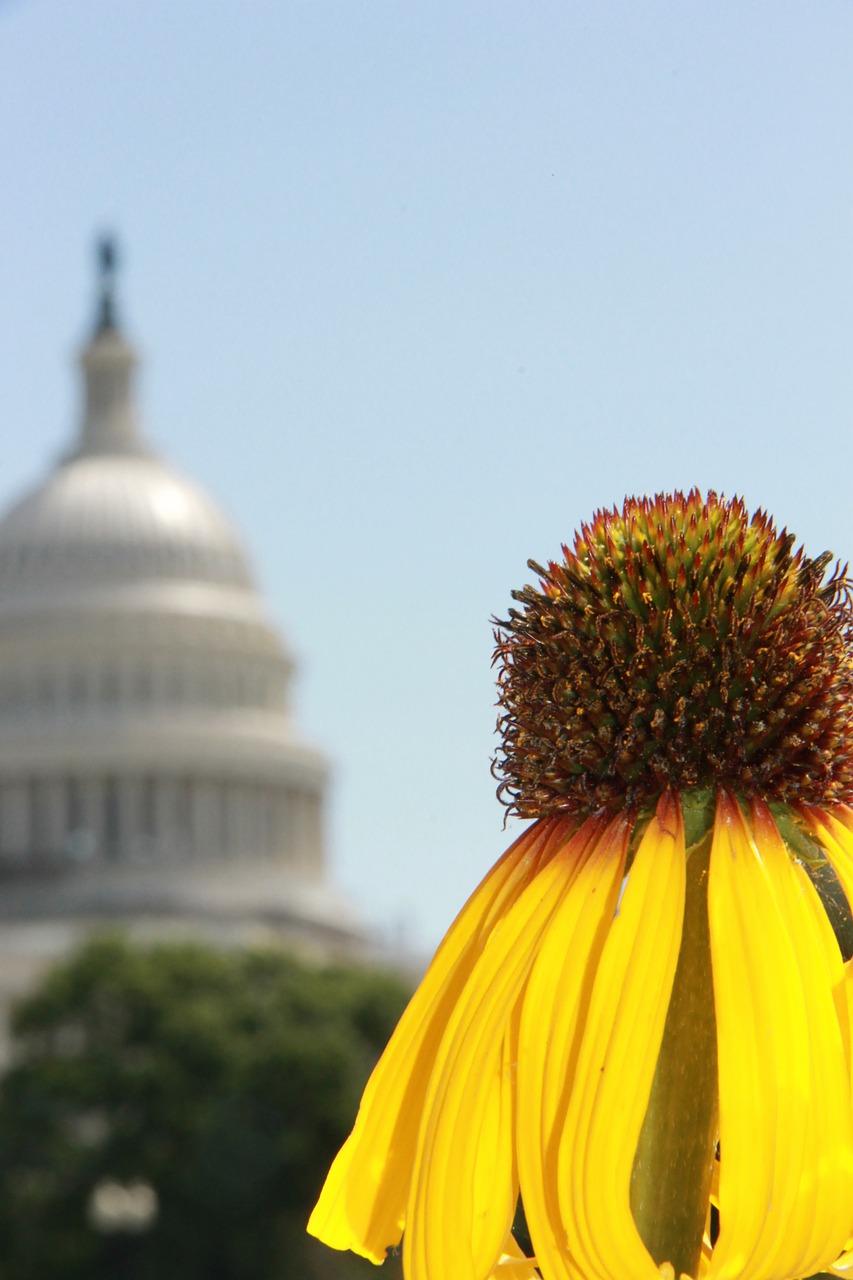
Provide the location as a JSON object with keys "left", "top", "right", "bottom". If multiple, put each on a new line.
{"left": 71, "top": 236, "right": 146, "bottom": 461}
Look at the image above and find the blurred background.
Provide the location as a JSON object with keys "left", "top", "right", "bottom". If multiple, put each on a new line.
{"left": 2, "top": 0, "right": 852, "bottom": 951}
{"left": 0, "top": 1, "right": 852, "bottom": 1275}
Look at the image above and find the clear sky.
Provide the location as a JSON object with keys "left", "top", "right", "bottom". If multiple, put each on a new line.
{"left": 1, "top": 1, "right": 852, "bottom": 949}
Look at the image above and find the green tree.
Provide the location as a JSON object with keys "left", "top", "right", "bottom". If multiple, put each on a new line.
{"left": 0, "top": 934, "right": 410, "bottom": 1280}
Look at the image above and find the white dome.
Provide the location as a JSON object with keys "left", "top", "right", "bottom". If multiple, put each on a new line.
{"left": 0, "top": 272, "right": 333, "bottom": 923}
{"left": 0, "top": 452, "right": 254, "bottom": 601}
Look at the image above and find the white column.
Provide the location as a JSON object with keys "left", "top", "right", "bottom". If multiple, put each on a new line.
{"left": 302, "top": 791, "right": 324, "bottom": 880}
{"left": 293, "top": 789, "right": 311, "bottom": 875}
{"left": 231, "top": 785, "right": 249, "bottom": 858}
{"left": 191, "top": 780, "right": 224, "bottom": 861}
{"left": 103, "top": 777, "right": 121, "bottom": 861}
{"left": 46, "top": 780, "right": 65, "bottom": 856}
{"left": 154, "top": 780, "right": 191, "bottom": 861}
{"left": 119, "top": 778, "right": 143, "bottom": 862}
{"left": 275, "top": 786, "right": 296, "bottom": 865}
{"left": 0, "top": 782, "right": 30, "bottom": 861}
{"left": 177, "top": 780, "right": 192, "bottom": 859}
{"left": 80, "top": 777, "right": 105, "bottom": 860}
{"left": 245, "top": 786, "right": 263, "bottom": 858}
{"left": 256, "top": 786, "right": 272, "bottom": 859}
{"left": 30, "top": 779, "right": 65, "bottom": 859}
{"left": 273, "top": 788, "right": 289, "bottom": 863}
{"left": 224, "top": 783, "right": 251, "bottom": 858}
{"left": 154, "top": 780, "right": 176, "bottom": 859}
{"left": 29, "top": 780, "right": 47, "bottom": 857}
{"left": 65, "top": 777, "right": 98, "bottom": 864}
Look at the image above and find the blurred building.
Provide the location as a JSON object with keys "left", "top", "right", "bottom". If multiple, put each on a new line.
{"left": 0, "top": 243, "right": 363, "bottom": 1027}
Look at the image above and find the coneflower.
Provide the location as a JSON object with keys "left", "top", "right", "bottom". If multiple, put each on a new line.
{"left": 309, "top": 491, "right": 853, "bottom": 1280}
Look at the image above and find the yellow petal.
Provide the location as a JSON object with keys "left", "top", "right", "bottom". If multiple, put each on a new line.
{"left": 806, "top": 805, "right": 853, "bottom": 913}
{"left": 403, "top": 816, "right": 612, "bottom": 1280}
{"left": 698, "top": 1234, "right": 713, "bottom": 1280}
{"left": 803, "top": 811, "right": 853, "bottom": 1133}
{"left": 768, "top": 873, "right": 853, "bottom": 1268}
{"left": 794, "top": 853, "right": 853, "bottom": 1079}
{"left": 828, "top": 804, "right": 853, "bottom": 841}
{"left": 558, "top": 792, "right": 686, "bottom": 1280}
{"left": 827, "top": 1238, "right": 853, "bottom": 1275}
{"left": 803, "top": 807, "right": 853, "bottom": 1056}
{"left": 489, "top": 1232, "right": 541, "bottom": 1279}
{"left": 490, "top": 1261, "right": 540, "bottom": 1280}
{"left": 708, "top": 796, "right": 853, "bottom": 1280}
{"left": 308, "top": 817, "right": 570, "bottom": 1261}
{"left": 517, "top": 817, "right": 633, "bottom": 1280}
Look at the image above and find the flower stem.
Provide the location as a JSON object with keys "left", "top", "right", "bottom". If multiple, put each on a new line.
{"left": 630, "top": 830, "right": 718, "bottom": 1280}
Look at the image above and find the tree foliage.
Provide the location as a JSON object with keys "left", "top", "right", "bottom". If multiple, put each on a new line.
{"left": 0, "top": 934, "right": 410, "bottom": 1280}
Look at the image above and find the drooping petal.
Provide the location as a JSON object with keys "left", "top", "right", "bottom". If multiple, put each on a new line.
{"left": 708, "top": 796, "right": 853, "bottom": 1280}
{"left": 403, "top": 816, "right": 615, "bottom": 1280}
{"left": 786, "top": 858, "right": 853, "bottom": 1269}
{"left": 805, "top": 807, "right": 853, "bottom": 1068}
{"left": 759, "top": 821, "right": 853, "bottom": 1274}
{"left": 800, "top": 808, "right": 853, "bottom": 1170}
{"left": 308, "top": 817, "right": 571, "bottom": 1261}
{"left": 517, "top": 816, "right": 634, "bottom": 1280}
{"left": 558, "top": 793, "right": 686, "bottom": 1280}
{"left": 791, "top": 819, "right": 853, "bottom": 1082}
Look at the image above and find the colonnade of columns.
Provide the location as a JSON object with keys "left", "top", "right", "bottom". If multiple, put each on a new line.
{"left": 0, "top": 776, "right": 323, "bottom": 876}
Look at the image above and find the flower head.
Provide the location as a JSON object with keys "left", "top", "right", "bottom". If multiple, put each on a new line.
{"left": 494, "top": 491, "right": 853, "bottom": 815}
{"left": 309, "top": 491, "right": 853, "bottom": 1280}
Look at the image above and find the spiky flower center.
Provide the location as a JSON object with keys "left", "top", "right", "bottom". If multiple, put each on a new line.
{"left": 493, "top": 490, "right": 853, "bottom": 817}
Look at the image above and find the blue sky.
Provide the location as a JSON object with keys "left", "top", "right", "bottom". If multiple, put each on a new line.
{"left": 1, "top": 1, "right": 852, "bottom": 948}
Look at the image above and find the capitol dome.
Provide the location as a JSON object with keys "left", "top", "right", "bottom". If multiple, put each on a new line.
{"left": 0, "top": 244, "right": 356, "bottom": 964}
{"left": 0, "top": 450, "right": 255, "bottom": 599}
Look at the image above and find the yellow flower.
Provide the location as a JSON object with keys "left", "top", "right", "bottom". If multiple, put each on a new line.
{"left": 308, "top": 491, "right": 853, "bottom": 1280}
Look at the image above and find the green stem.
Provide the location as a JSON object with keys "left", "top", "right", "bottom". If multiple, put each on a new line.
{"left": 629, "top": 830, "right": 718, "bottom": 1280}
